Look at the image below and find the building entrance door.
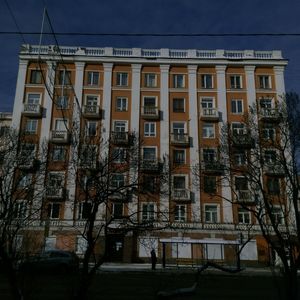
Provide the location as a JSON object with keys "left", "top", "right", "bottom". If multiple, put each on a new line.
{"left": 107, "top": 235, "right": 124, "bottom": 262}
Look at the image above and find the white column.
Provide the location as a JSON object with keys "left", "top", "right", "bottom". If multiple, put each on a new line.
{"left": 216, "top": 65, "right": 233, "bottom": 223}
{"left": 274, "top": 66, "right": 286, "bottom": 100}
{"left": 188, "top": 65, "right": 200, "bottom": 222}
{"left": 65, "top": 62, "right": 85, "bottom": 221}
{"left": 245, "top": 66, "right": 256, "bottom": 106}
{"left": 160, "top": 64, "right": 170, "bottom": 215}
{"left": 102, "top": 63, "right": 113, "bottom": 143}
{"left": 12, "top": 60, "right": 28, "bottom": 129}
{"left": 131, "top": 64, "right": 142, "bottom": 132}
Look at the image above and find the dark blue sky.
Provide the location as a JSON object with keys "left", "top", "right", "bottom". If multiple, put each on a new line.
{"left": 1, "top": 0, "right": 300, "bottom": 112}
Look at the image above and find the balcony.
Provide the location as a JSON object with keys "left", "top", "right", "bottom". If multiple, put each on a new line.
{"left": 231, "top": 132, "right": 254, "bottom": 149}
{"left": 140, "top": 159, "right": 161, "bottom": 172}
{"left": 170, "top": 133, "right": 190, "bottom": 147}
{"left": 172, "top": 189, "right": 191, "bottom": 201}
{"left": 141, "top": 106, "right": 160, "bottom": 120}
{"left": 22, "top": 103, "right": 42, "bottom": 117}
{"left": 46, "top": 187, "right": 66, "bottom": 199}
{"left": 200, "top": 108, "right": 219, "bottom": 121}
{"left": 201, "top": 160, "right": 224, "bottom": 174}
{"left": 264, "top": 163, "right": 285, "bottom": 177}
{"left": 82, "top": 105, "right": 102, "bottom": 118}
{"left": 236, "top": 190, "right": 255, "bottom": 204}
{"left": 260, "top": 108, "right": 281, "bottom": 122}
{"left": 50, "top": 130, "right": 70, "bottom": 143}
{"left": 111, "top": 132, "right": 132, "bottom": 145}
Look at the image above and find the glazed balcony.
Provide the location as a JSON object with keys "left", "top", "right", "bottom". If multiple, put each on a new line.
{"left": 22, "top": 103, "right": 42, "bottom": 117}
{"left": 172, "top": 189, "right": 191, "bottom": 201}
{"left": 141, "top": 106, "right": 160, "bottom": 120}
{"left": 82, "top": 105, "right": 102, "bottom": 118}
{"left": 170, "top": 133, "right": 190, "bottom": 147}
{"left": 50, "top": 130, "right": 70, "bottom": 143}
{"left": 200, "top": 108, "right": 219, "bottom": 121}
{"left": 260, "top": 108, "right": 281, "bottom": 122}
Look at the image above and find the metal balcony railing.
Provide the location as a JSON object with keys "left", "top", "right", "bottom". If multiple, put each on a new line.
{"left": 141, "top": 106, "right": 159, "bottom": 119}
{"left": 82, "top": 105, "right": 101, "bottom": 118}
{"left": 200, "top": 108, "right": 219, "bottom": 121}
{"left": 23, "top": 104, "right": 42, "bottom": 116}
{"left": 172, "top": 189, "right": 190, "bottom": 201}
{"left": 50, "top": 131, "right": 70, "bottom": 143}
{"left": 170, "top": 133, "right": 190, "bottom": 146}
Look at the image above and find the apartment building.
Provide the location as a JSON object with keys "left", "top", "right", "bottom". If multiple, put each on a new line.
{"left": 11, "top": 45, "right": 288, "bottom": 265}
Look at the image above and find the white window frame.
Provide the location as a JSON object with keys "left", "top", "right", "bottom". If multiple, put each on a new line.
{"left": 56, "top": 96, "right": 69, "bottom": 109}
{"left": 202, "top": 148, "right": 217, "bottom": 162}
{"left": 86, "top": 121, "right": 98, "bottom": 136}
{"left": 111, "top": 173, "right": 125, "bottom": 188}
{"left": 201, "top": 74, "right": 213, "bottom": 89}
{"left": 18, "top": 173, "right": 32, "bottom": 188}
{"left": 143, "top": 96, "right": 157, "bottom": 107}
{"left": 238, "top": 208, "right": 251, "bottom": 224}
{"left": 113, "top": 120, "right": 128, "bottom": 132}
{"left": 233, "top": 150, "right": 246, "bottom": 166}
{"left": 52, "top": 146, "right": 66, "bottom": 161}
{"left": 204, "top": 204, "right": 219, "bottom": 223}
{"left": 48, "top": 172, "right": 65, "bottom": 189}
{"left": 172, "top": 122, "right": 186, "bottom": 135}
{"left": 25, "top": 119, "right": 38, "bottom": 134}
{"left": 200, "top": 97, "right": 215, "bottom": 109}
{"left": 144, "top": 73, "right": 157, "bottom": 88}
{"left": 262, "top": 123, "right": 276, "bottom": 140}
{"left": 260, "top": 97, "right": 274, "bottom": 109}
{"left": 30, "top": 70, "right": 42, "bottom": 84}
{"left": 112, "top": 202, "right": 124, "bottom": 218}
{"left": 173, "top": 149, "right": 186, "bottom": 165}
{"left": 141, "top": 203, "right": 155, "bottom": 221}
{"left": 144, "top": 122, "right": 156, "bottom": 137}
{"left": 173, "top": 74, "right": 185, "bottom": 88}
{"left": 14, "top": 200, "right": 28, "bottom": 219}
{"left": 173, "top": 98, "right": 185, "bottom": 113}
{"left": 112, "top": 147, "right": 127, "bottom": 163}
{"left": 259, "top": 75, "right": 271, "bottom": 89}
{"left": 47, "top": 203, "right": 60, "bottom": 219}
{"left": 271, "top": 206, "right": 284, "bottom": 225}
{"left": 231, "top": 99, "right": 244, "bottom": 114}
{"left": 231, "top": 122, "right": 245, "bottom": 135}
{"left": 26, "top": 93, "right": 41, "bottom": 105}
{"left": 172, "top": 174, "right": 188, "bottom": 190}
{"left": 202, "top": 123, "right": 215, "bottom": 138}
{"left": 174, "top": 205, "right": 186, "bottom": 222}
{"left": 230, "top": 75, "right": 242, "bottom": 89}
{"left": 85, "top": 95, "right": 99, "bottom": 107}
{"left": 54, "top": 118, "right": 68, "bottom": 131}
{"left": 116, "top": 72, "right": 128, "bottom": 86}
{"left": 142, "top": 146, "right": 157, "bottom": 160}
{"left": 58, "top": 70, "right": 71, "bottom": 86}
{"left": 87, "top": 71, "right": 100, "bottom": 86}
{"left": 116, "top": 97, "right": 128, "bottom": 111}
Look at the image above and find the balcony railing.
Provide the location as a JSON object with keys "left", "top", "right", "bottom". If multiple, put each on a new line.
{"left": 170, "top": 133, "right": 190, "bottom": 146}
{"left": 172, "top": 189, "right": 191, "bottom": 201}
{"left": 82, "top": 105, "right": 102, "bottom": 118}
{"left": 264, "top": 163, "right": 285, "bottom": 176}
{"left": 260, "top": 108, "right": 281, "bottom": 122}
{"left": 23, "top": 103, "right": 42, "bottom": 116}
{"left": 50, "top": 130, "right": 70, "bottom": 143}
{"left": 141, "top": 106, "right": 160, "bottom": 119}
{"left": 201, "top": 160, "right": 224, "bottom": 174}
{"left": 111, "top": 132, "right": 130, "bottom": 145}
{"left": 140, "top": 159, "right": 161, "bottom": 172}
{"left": 236, "top": 190, "right": 255, "bottom": 204}
{"left": 232, "top": 132, "right": 254, "bottom": 148}
{"left": 200, "top": 108, "right": 219, "bottom": 121}
{"left": 46, "top": 187, "right": 65, "bottom": 199}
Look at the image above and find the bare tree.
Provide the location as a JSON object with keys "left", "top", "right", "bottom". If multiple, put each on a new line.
{"left": 0, "top": 127, "right": 47, "bottom": 300}
{"left": 197, "top": 94, "right": 300, "bottom": 299}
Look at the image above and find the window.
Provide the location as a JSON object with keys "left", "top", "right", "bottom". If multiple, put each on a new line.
{"left": 76, "top": 236, "right": 88, "bottom": 254}
{"left": 142, "top": 147, "right": 156, "bottom": 160}
{"left": 87, "top": 71, "right": 99, "bottom": 86}
{"left": 58, "top": 70, "right": 71, "bottom": 85}
{"left": 30, "top": 70, "right": 42, "bottom": 84}
{"left": 143, "top": 96, "right": 156, "bottom": 108}
{"left": 144, "top": 73, "right": 157, "bottom": 87}
{"left": 232, "top": 123, "right": 245, "bottom": 135}
{"left": 112, "top": 203, "right": 123, "bottom": 218}
{"left": 238, "top": 208, "right": 250, "bottom": 224}
{"left": 259, "top": 75, "right": 271, "bottom": 89}
{"left": 27, "top": 93, "right": 40, "bottom": 104}
{"left": 142, "top": 175, "right": 158, "bottom": 193}
{"left": 267, "top": 178, "right": 280, "bottom": 195}
{"left": 116, "top": 72, "right": 128, "bottom": 86}
{"left": 174, "top": 205, "right": 186, "bottom": 222}
{"left": 173, "top": 176, "right": 186, "bottom": 190}
{"left": 13, "top": 201, "right": 27, "bottom": 219}
{"left": 111, "top": 174, "right": 125, "bottom": 188}
{"left": 201, "top": 74, "right": 213, "bottom": 89}
{"left": 114, "top": 121, "right": 127, "bottom": 132}
{"left": 86, "top": 95, "right": 98, "bottom": 107}
{"left": 172, "top": 122, "right": 185, "bottom": 135}
{"left": 271, "top": 206, "right": 284, "bottom": 225}
{"left": 264, "top": 150, "right": 277, "bottom": 164}
{"left": 202, "top": 123, "right": 215, "bottom": 138}
{"left": 54, "top": 119, "right": 68, "bottom": 131}
{"left": 116, "top": 97, "right": 128, "bottom": 111}
{"left": 52, "top": 146, "right": 66, "bottom": 161}
{"left": 112, "top": 148, "right": 127, "bottom": 163}
{"left": 203, "top": 148, "right": 216, "bottom": 162}
{"left": 173, "top": 149, "right": 185, "bottom": 165}
{"left": 260, "top": 98, "right": 273, "bottom": 109}
{"left": 25, "top": 119, "right": 38, "bottom": 134}
{"left": 230, "top": 75, "right": 242, "bottom": 89}
{"left": 173, "top": 74, "right": 185, "bottom": 88}
{"left": 56, "top": 96, "right": 69, "bottom": 109}
{"left": 231, "top": 99, "right": 243, "bottom": 114}
{"left": 78, "top": 202, "right": 92, "bottom": 219}
{"left": 205, "top": 205, "right": 218, "bottom": 223}
{"left": 47, "top": 203, "right": 60, "bottom": 219}
{"left": 19, "top": 143, "right": 36, "bottom": 162}
{"left": 233, "top": 150, "right": 246, "bottom": 166}
{"left": 80, "top": 145, "right": 98, "bottom": 167}
{"left": 18, "top": 173, "right": 32, "bottom": 188}
{"left": 262, "top": 124, "right": 276, "bottom": 140}
{"left": 86, "top": 121, "right": 97, "bottom": 136}
{"left": 201, "top": 98, "right": 214, "bottom": 109}
{"left": 173, "top": 98, "right": 185, "bottom": 113}
{"left": 142, "top": 203, "right": 155, "bottom": 221}
{"left": 48, "top": 173, "right": 64, "bottom": 189}
{"left": 235, "top": 177, "right": 248, "bottom": 191}
{"left": 203, "top": 176, "right": 217, "bottom": 193}
{"left": 144, "top": 122, "right": 156, "bottom": 137}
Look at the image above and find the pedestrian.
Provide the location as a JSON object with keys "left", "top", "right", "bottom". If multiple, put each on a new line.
{"left": 150, "top": 249, "right": 157, "bottom": 270}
